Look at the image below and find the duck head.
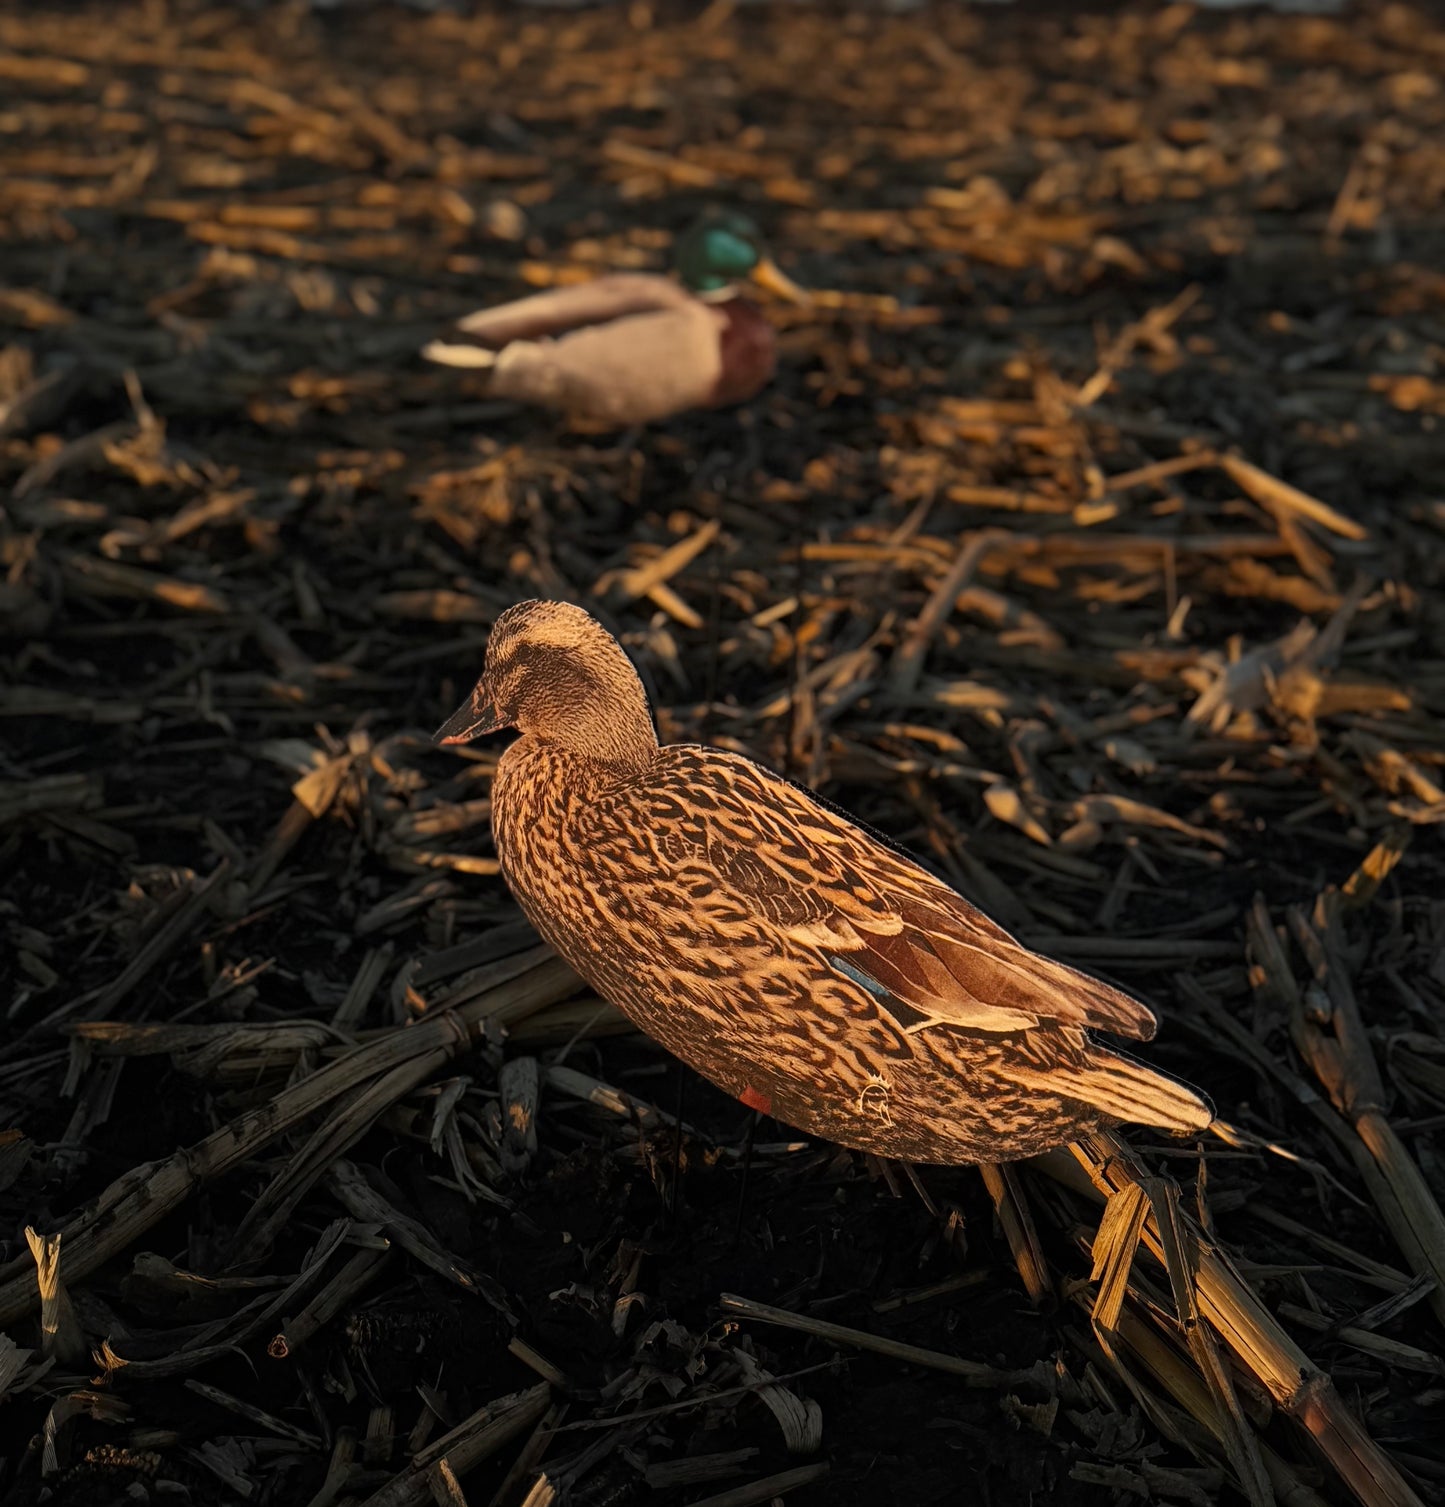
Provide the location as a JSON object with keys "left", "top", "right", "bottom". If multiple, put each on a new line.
{"left": 674, "top": 211, "right": 810, "bottom": 305}
{"left": 435, "top": 600, "right": 659, "bottom": 769}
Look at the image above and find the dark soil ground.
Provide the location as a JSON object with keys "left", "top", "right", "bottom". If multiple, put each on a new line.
{"left": 2, "top": 3, "right": 1445, "bottom": 1506}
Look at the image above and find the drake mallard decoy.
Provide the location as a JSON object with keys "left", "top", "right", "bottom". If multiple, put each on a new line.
{"left": 435, "top": 601, "right": 1213, "bottom": 1164}
{"left": 422, "top": 212, "right": 809, "bottom": 427}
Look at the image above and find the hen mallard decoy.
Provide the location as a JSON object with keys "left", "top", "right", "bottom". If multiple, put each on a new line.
{"left": 435, "top": 601, "right": 1214, "bottom": 1164}
{"left": 422, "top": 212, "right": 809, "bottom": 426}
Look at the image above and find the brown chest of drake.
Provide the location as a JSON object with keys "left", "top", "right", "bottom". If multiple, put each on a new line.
{"left": 709, "top": 296, "right": 778, "bottom": 409}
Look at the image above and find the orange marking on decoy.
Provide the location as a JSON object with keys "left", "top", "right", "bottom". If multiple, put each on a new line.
{"left": 739, "top": 1085, "right": 771, "bottom": 1114}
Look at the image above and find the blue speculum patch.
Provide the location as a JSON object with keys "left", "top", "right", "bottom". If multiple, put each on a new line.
{"left": 828, "top": 953, "right": 892, "bottom": 1000}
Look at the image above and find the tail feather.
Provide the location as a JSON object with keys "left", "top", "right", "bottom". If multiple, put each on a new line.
{"left": 422, "top": 338, "right": 498, "bottom": 370}
{"left": 1035, "top": 1051, "right": 1214, "bottom": 1134}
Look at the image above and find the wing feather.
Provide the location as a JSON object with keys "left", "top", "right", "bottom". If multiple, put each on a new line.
{"left": 607, "top": 748, "right": 1158, "bottom": 1042}
{"left": 431, "top": 273, "right": 697, "bottom": 351}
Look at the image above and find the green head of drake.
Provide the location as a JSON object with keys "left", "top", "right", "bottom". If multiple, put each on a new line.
{"left": 674, "top": 211, "right": 810, "bottom": 303}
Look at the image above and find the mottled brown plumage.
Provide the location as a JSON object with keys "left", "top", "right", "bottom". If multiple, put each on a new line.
{"left": 436, "top": 600, "right": 1214, "bottom": 1164}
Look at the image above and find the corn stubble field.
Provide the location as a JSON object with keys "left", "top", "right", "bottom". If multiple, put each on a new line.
{"left": 1, "top": 2, "right": 1444, "bottom": 1505}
